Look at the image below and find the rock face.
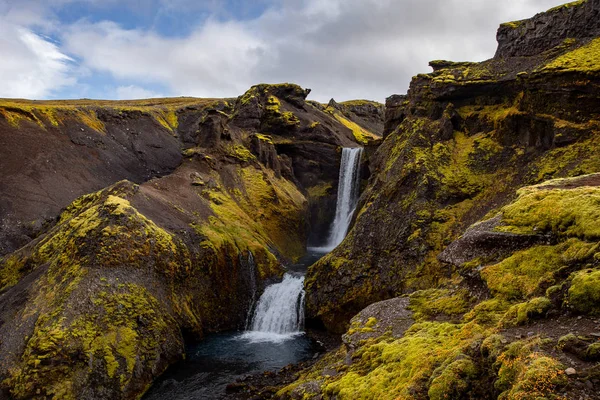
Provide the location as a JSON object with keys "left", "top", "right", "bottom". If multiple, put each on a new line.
{"left": 0, "top": 85, "right": 382, "bottom": 399}
{"left": 495, "top": 0, "right": 600, "bottom": 58}
{"left": 305, "top": 0, "right": 600, "bottom": 334}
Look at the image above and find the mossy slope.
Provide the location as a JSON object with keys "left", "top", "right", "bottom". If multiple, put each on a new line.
{"left": 280, "top": 175, "right": 600, "bottom": 399}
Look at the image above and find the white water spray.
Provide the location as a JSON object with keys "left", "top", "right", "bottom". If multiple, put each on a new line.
{"left": 242, "top": 274, "right": 305, "bottom": 342}
{"left": 310, "top": 147, "right": 363, "bottom": 253}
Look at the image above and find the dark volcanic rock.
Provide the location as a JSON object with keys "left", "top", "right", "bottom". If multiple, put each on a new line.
{"left": 496, "top": 0, "right": 600, "bottom": 58}
{"left": 438, "top": 215, "right": 550, "bottom": 267}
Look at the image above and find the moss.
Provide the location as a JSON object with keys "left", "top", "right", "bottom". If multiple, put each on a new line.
{"left": 306, "top": 183, "right": 332, "bottom": 199}
{"left": 0, "top": 255, "right": 27, "bottom": 290}
{"left": 339, "top": 99, "right": 383, "bottom": 108}
{"left": 225, "top": 144, "right": 256, "bottom": 162}
{"left": 322, "top": 322, "right": 487, "bottom": 399}
{"left": 481, "top": 239, "right": 597, "bottom": 301}
{"left": 262, "top": 95, "right": 300, "bottom": 132}
{"left": 254, "top": 133, "right": 274, "bottom": 144}
{"left": 347, "top": 317, "right": 378, "bottom": 335}
{"left": 500, "top": 297, "right": 552, "bottom": 327}
{"left": 427, "top": 355, "right": 478, "bottom": 400}
{"left": 495, "top": 340, "right": 567, "bottom": 399}
{"left": 325, "top": 106, "right": 379, "bottom": 144}
{"left": 585, "top": 342, "right": 600, "bottom": 361}
{"left": 567, "top": 268, "right": 600, "bottom": 315}
{"left": 408, "top": 289, "right": 470, "bottom": 322}
{"left": 500, "top": 20, "right": 525, "bottom": 29}
{"left": 497, "top": 186, "right": 600, "bottom": 240}
{"left": 197, "top": 165, "right": 306, "bottom": 274}
{"left": 547, "top": 0, "right": 587, "bottom": 13}
{"left": 540, "top": 37, "right": 600, "bottom": 75}
{"left": 464, "top": 298, "right": 512, "bottom": 326}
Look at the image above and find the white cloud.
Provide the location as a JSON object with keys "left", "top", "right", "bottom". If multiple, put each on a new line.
{"left": 0, "top": 0, "right": 575, "bottom": 101}
{"left": 115, "top": 85, "right": 163, "bottom": 99}
{"left": 0, "top": 21, "right": 75, "bottom": 98}
{"left": 59, "top": 0, "right": 571, "bottom": 102}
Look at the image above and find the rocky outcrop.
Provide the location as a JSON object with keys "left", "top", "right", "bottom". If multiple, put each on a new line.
{"left": 496, "top": 0, "right": 600, "bottom": 58}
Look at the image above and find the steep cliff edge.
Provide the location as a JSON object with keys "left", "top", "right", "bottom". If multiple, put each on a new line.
{"left": 0, "top": 85, "right": 381, "bottom": 399}
{"left": 305, "top": 0, "right": 600, "bottom": 333}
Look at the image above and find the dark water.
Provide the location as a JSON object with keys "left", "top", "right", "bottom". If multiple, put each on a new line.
{"left": 144, "top": 251, "right": 326, "bottom": 400}
{"left": 143, "top": 332, "right": 316, "bottom": 400}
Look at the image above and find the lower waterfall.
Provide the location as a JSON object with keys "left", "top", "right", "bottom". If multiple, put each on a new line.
{"left": 242, "top": 273, "right": 305, "bottom": 341}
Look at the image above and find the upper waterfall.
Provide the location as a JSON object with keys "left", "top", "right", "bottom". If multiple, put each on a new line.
{"left": 311, "top": 147, "right": 363, "bottom": 253}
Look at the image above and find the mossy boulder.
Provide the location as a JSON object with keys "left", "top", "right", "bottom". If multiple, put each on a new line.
{"left": 567, "top": 269, "right": 600, "bottom": 315}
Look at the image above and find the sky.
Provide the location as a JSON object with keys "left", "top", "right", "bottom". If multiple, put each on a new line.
{"left": 0, "top": 0, "right": 572, "bottom": 102}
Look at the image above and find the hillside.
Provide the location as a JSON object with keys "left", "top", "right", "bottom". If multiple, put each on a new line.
{"left": 0, "top": 85, "right": 381, "bottom": 399}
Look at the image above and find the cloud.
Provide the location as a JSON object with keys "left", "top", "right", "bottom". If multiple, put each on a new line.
{"left": 0, "top": 0, "right": 573, "bottom": 101}
{"left": 0, "top": 21, "right": 75, "bottom": 98}
{"left": 115, "top": 85, "right": 163, "bottom": 99}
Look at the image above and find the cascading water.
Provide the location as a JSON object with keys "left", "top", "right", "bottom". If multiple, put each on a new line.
{"left": 242, "top": 273, "right": 305, "bottom": 342}
{"left": 311, "top": 147, "right": 363, "bottom": 253}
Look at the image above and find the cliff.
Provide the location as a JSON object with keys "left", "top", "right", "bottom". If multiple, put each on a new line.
{"left": 276, "top": 1, "right": 600, "bottom": 399}
{"left": 0, "top": 85, "right": 381, "bottom": 399}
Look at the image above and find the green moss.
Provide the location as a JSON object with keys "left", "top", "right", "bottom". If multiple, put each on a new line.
{"left": 197, "top": 165, "right": 306, "bottom": 273}
{"left": 464, "top": 298, "right": 512, "bottom": 326}
{"left": 481, "top": 239, "right": 597, "bottom": 301}
{"left": 262, "top": 95, "right": 300, "bottom": 132}
{"left": 586, "top": 342, "right": 600, "bottom": 361}
{"left": 306, "top": 183, "right": 332, "bottom": 199}
{"left": 325, "top": 106, "right": 378, "bottom": 144}
{"left": 500, "top": 297, "right": 552, "bottom": 326}
{"left": 408, "top": 289, "right": 470, "bottom": 322}
{"left": 567, "top": 269, "right": 600, "bottom": 315}
{"left": 0, "top": 255, "right": 26, "bottom": 290}
{"left": 322, "top": 322, "right": 487, "bottom": 399}
{"left": 428, "top": 355, "right": 478, "bottom": 400}
{"left": 225, "top": 144, "right": 256, "bottom": 162}
{"left": 497, "top": 186, "right": 600, "bottom": 240}
{"left": 254, "top": 133, "right": 274, "bottom": 144}
{"left": 495, "top": 340, "right": 567, "bottom": 399}
{"left": 540, "top": 37, "right": 600, "bottom": 74}
{"left": 339, "top": 99, "right": 383, "bottom": 108}
{"left": 547, "top": 0, "right": 587, "bottom": 13}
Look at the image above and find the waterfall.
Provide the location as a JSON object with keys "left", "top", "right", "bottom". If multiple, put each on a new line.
{"left": 311, "top": 147, "right": 363, "bottom": 253}
{"left": 241, "top": 274, "right": 305, "bottom": 342}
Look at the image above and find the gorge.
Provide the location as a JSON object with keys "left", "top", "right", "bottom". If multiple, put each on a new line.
{"left": 1, "top": 1, "right": 600, "bottom": 399}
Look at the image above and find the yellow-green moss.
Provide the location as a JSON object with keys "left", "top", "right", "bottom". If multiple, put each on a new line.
{"left": 408, "top": 289, "right": 470, "bottom": 322}
{"left": 541, "top": 37, "right": 600, "bottom": 74}
{"left": 567, "top": 269, "right": 600, "bottom": 314}
{"left": 226, "top": 144, "right": 256, "bottom": 162}
{"left": 325, "top": 106, "right": 379, "bottom": 144}
{"left": 481, "top": 239, "right": 597, "bottom": 301}
{"left": 307, "top": 183, "right": 332, "bottom": 199}
{"left": 494, "top": 340, "right": 567, "bottom": 399}
{"left": 428, "top": 355, "right": 478, "bottom": 400}
{"left": 497, "top": 186, "right": 600, "bottom": 239}
{"left": 322, "top": 322, "right": 487, "bottom": 399}
{"left": 500, "top": 297, "right": 552, "bottom": 326}
{"left": 263, "top": 95, "right": 300, "bottom": 130}
{"left": 197, "top": 165, "right": 306, "bottom": 275}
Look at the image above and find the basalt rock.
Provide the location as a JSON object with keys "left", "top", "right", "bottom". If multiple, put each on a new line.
{"left": 495, "top": 0, "right": 600, "bottom": 58}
